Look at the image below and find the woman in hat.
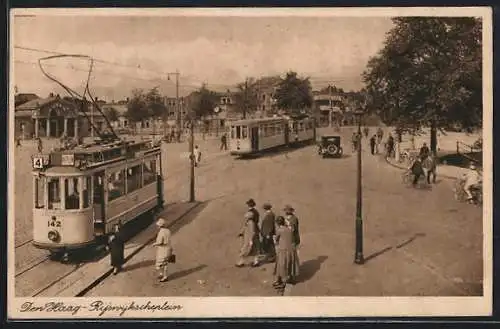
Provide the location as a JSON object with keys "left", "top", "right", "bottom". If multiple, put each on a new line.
{"left": 108, "top": 221, "right": 125, "bottom": 275}
{"left": 273, "top": 216, "right": 300, "bottom": 288}
{"left": 152, "top": 218, "right": 173, "bottom": 282}
{"left": 236, "top": 211, "right": 261, "bottom": 267}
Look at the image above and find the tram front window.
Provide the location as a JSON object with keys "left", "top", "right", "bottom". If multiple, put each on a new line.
{"left": 34, "top": 177, "right": 45, "bottom": 209}
{"left": 82, "top": 176, "right": 91, "bottom": 208}
{"left": 64, "top": 177, "right": 80, "bottom": 210}
{"left": 48, "top": 178, "right": 61, "bottom": 210}
{"left": 241, "top": 126, "right": 248, "bottom": 139}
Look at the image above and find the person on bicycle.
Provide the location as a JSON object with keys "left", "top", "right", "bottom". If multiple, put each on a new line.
{"left": 461, "top": 163, "right": 482, "bottom": 201}
{"left": 407, "top": 157, "right": 424, "bottom": 187}
{"left": 419, "top": 142, "right": 430, "bottom": 160}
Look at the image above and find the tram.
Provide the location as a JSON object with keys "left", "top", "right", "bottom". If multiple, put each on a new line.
{"left": 228, "top": 116, "right": 315, "bottom": 156}
{"left": 31, "top": 139, "right": 164, "bottom": 260}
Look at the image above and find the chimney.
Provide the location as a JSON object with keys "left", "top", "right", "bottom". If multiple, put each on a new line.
{"left": 126, "top": 97, "right": 129, "bottom": 102}
{"left": 49, "top": 92, "right": 54, "bottom": 97}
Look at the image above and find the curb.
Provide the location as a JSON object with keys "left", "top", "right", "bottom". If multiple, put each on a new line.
{"left": 382, "top": 156, "right": 459, "bottom": 181}
{"left": 75, "top": 202, "right": 203, "bottom": 297}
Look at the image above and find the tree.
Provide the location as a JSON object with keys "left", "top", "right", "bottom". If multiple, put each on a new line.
{"left": 104, "top": 107, "right": 119, "bottom": 122}
{"left": 188, "top": 84, "right": 219, "bottom": 121}
{"left": 145, "top": 87, "right": 167, "bottom": 119}
{"left": 363, "top": 17, "right": 482, "bottom": 154}
{"left": 275, "top": 71, "right": 313, "bottom": 114}
{"left": 231, "top": 78, "right": 260, "bottom": 119}
{"left": 126, "top": 89, "right": 149, "bottom": 123}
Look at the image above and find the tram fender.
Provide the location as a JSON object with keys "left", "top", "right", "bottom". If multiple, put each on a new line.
{"left": 157, "top": 174, "right": 164, "bottom": 209}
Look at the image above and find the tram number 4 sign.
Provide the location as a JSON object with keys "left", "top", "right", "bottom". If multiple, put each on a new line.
{"left": 33, "top": 157, "right": 44, "bottom": 169}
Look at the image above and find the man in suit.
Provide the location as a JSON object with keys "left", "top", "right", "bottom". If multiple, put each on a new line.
{"left": 284, "top": 204, "right": 300, "bottom": 247}
{"left": 260, "top": 203, "right": 276, "bottom": 263}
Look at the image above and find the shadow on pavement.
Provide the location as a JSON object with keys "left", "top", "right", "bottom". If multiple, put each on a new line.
{"left": 298, "top": 255, "right": 328, "bottom": 283}
{"left": 123, "top": 259, "right": 155, "bottom": 272}
{"left": 364, "top": 233, "right": 426, "bottom": 263}
{"left": 169, "top": 264, "right": 207, "bottom": 281}
{"left": 169, "top": 201, "right": 209, "bottom": 235}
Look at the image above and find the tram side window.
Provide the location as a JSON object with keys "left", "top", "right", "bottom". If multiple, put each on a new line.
{"left": 65, "top": 177, "right": 83, "bottom": 210}
{"left": 241, "top": 126, "right": 248, "bottom": 139}
{"left": 143, "top": 159, "right": 157, "bottom": 186}
{"left": 235, "top": 126, "right": 241, "bottom": 139}
{"left": 34, "top": 177, "right": 45, "bottom": 209}
{"left": 230, "top": 126, "right": 235, "bottom": 139}
{"left": 127, "top": 165, "right": 143, "bottom": 193}
{"left": 48, "top": 178, "right": 61, "bottom": 210}
{"left": 108, "top": 170, "right": 126, "bottom": 201}
{"left": 82, "top": 176, "right": 91, "bottom": 208}
{"left": 276, "top": 124, "right": 282, "bottom": 135}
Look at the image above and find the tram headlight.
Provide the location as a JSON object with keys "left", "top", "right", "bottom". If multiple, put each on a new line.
{"left": 48, "top": 230, "right": 60, "bottom": 243}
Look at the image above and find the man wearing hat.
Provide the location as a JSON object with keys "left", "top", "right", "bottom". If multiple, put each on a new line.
{"left": 284, "top": 205, "right": 301, "bottom": 247}
{"left": 260, "top": 203, "right": 276, "bottom": 262}
{"left": 462, "top": 163, "right": 482, "bottom": 201}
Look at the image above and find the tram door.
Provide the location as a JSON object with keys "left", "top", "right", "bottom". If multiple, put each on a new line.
{"left": 93, "top": 171, "right": 106, "bottom": 236}
{"left": 251, "top": 127, "right": 259, "bottom": 151}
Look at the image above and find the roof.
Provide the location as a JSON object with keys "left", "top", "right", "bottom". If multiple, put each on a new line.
{"left": 228, "top": 117, "right": 286, "bottom": 126}
{"left": 15, "top": 96, "right": 57, "bottom": 110}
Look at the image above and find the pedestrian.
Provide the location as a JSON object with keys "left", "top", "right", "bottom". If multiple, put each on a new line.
{"left": 108, "top": 221, "right": 125, "bottom": 275}
{"left": 423, "top": 154, "right": 437, "bottom": 184}
{"left": 408, "top": 157, "right": 425, "bottom": 187}
{"left": 16, "top": 137, "right": 21, "bottom": 148}
{"left": 260, "top": 203, "right": 276, "bottom": 263}
{"left": 236, "top": 211, "right": 261, "bottom": 267}
{"left": 246, "top": 198, "right": 260, "bottom": 225}
{"left": 152, "top": 218, "right": 173, "bottom": 282}
{"left": 351, "top": 132, "right": 358, "bottom": 153}
{"left": 283, "top": 205, "right": 300, "bottom": 248}
{"left": 419, "top": 142, "right": 430, "bottom": 160}
{"left": 193, "top": 145, "right": 201, "bottom": 167}
{"left": 37, "top": 137, "right": 43, "bottom": 153}
{"left": 377, "top": 127, "right": 384, "bottom": 141}
{"left": 369, "top": 135, "right": 376, "bottom": 155}
{"left": 272, "top": 216, "right": 300, "bottom": 288}
{"left": 220, "top": 133, "right": 228, "bottom": 151}
{"left": 363, "top": 127, "right": 370, "bottom": 138}
{"left": 386, "top": 134, "right": 394, "bottom": 159}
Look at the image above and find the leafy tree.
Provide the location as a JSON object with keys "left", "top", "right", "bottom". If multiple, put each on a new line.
{"left": 146, "top": 87, "right": 167, "bottom": 119}
{"left": 188, "top": 84, "right": 219, "bottom": 121}
{"left": 275, "top": 71, "right": 313, "bottom": 114}
{"left": 126, "top": 89, "right": 148, "bottom": 123}
{"left": 231, "top": 78, "right": 260, "bottom": 119}
{"left": 104, "top": 107, "right": 119, "bottom": 122}
{"left": 363, "top": 17, "right": 482, "bottom": 154}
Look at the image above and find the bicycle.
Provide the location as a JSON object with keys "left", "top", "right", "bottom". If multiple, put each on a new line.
{"left": 402, "top": 170, "right": 428, "bottom": 187}
{"left": 453, "top": 178, "right": 483, "bottom": 205}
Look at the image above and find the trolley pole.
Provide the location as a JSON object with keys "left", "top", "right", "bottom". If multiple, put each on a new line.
{"left": 354, "top": 109, "right": 364, "bottom": 265}
{"left": 189, "top": 119, "right": 195, "bottom": 203}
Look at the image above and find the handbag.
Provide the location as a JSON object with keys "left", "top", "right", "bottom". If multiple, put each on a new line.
{"left": 167, "top": 254, "right": 176, "bottom": 263}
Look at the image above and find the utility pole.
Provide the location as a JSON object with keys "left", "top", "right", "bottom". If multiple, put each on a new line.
{"left": 189, "top": 115, "right": 195, "bottom": 203}
{"left": 176, "top": 69, "right": 181, "bottom": 130}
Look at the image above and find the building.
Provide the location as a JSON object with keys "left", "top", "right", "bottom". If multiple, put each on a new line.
{"left": 313, "top": 91, "right": 347, "bottom": 127}
{"left": 15, "top": 93, "right": 40, "bottom": 107}
{"left": 14, "top": 93, "right": 116, "bottom": 140}
{"left": 253, "top": 76, "right": 281, "bottom": 116}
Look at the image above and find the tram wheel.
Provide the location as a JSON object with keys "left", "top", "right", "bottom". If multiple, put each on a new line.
{"left": 60, "top": 252, "right": 70, "bottom": 263}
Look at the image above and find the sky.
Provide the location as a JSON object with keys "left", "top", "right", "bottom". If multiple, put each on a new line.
{"left": 12, "top": 13, "right": 395, "bottom": 101}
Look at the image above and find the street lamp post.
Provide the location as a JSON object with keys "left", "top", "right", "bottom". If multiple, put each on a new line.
{"left": 187, "top": 117, "right": 195, "bottom": 203}
{"left": 354, "top": 109, "right": 365, "bottom": 265}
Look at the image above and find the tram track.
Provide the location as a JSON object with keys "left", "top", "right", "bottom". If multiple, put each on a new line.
{"left": 15, "top": 239, "right": 34, "bottom": 249}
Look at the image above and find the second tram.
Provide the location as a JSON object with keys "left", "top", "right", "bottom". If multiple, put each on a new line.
{"left": 228, "top": 116, "right": 315, "bottom": 156}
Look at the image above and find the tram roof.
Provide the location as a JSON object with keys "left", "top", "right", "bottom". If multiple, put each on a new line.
{"left": 229, "top": 117, "right": 286, "bottom": 126}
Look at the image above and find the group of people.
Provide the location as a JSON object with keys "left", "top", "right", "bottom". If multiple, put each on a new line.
{"left": 237, "top": 198, "right": 301, "bottom": 289}
{"left": 108, "top": 217, "right": 174, "bottom": 283}
{"left": 352, "top": 127, "right": 390, "bottom": 157}
{"left": 407, "top": 143, "right": 437, "bottom": 187}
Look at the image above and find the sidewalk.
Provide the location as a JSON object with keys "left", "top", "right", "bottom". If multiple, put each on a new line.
{"left": 38, "top": 201, "right": 200, "bottom": 297}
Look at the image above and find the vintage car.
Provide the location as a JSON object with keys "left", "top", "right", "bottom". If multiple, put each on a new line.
{"left": 317, "top": 135, "right": 343, "bottom": 158}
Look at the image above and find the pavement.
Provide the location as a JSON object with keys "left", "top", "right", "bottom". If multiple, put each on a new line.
{"left": 83, "top": 127, "right": 483, "bottom": 297}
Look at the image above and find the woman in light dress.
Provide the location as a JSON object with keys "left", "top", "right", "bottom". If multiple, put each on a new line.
{"left": 152, "top": 218, "right": 173, "bottom": 282}
{"left": 236, "top": 211, "right": 261, "bottom": 267}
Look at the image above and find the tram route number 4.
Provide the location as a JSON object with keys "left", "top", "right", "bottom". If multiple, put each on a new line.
{"left": 32, "top": 156, "right": 48, "bottom": 169}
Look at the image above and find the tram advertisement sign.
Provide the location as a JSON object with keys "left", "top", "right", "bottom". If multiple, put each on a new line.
{"left": 61, "top": 154, "right": 75, "bottom": 166}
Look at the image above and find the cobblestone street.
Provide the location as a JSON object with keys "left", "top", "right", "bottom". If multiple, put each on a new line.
{"left": 85, "top": 129, "right": 483, "bottom": 297}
